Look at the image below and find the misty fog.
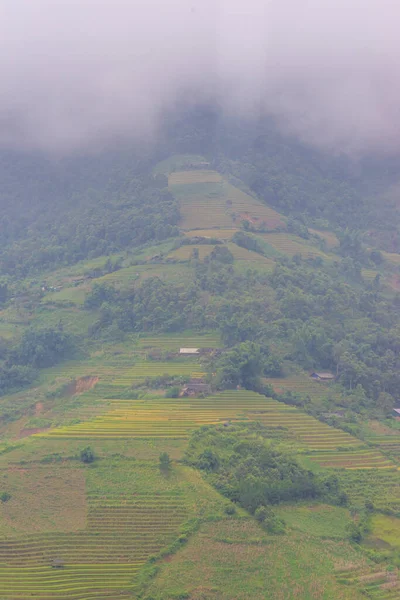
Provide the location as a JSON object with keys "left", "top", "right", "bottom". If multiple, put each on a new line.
{"left": 1, "top": 0, "right": 399, "bottom": 154}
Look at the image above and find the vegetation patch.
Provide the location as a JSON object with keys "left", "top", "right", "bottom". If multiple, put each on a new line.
{"left": 275, "top": 504, "right": 352, "bottom": 538}
{"left": 144, "top": 520, "right": 365, "bottom": 600}
{"left": 368, "top": 514, "right": 400, "bottom": 549}
{"left": 0, "top": 466, "right": 86, "bottom": 537}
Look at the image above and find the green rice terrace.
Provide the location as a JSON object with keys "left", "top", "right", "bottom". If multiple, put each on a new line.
{"left": 1, "top": 157, "right": 400, "bottom": 600}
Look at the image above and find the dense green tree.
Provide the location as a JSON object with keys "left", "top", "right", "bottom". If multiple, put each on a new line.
{"left": 80, "top": 447, "right": 95, "bottom": 464}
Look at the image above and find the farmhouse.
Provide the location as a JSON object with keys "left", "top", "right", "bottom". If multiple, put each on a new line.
{"left": 393, "top": 408, "right": 400, "bottom": 418}
{"left": 310, "top": 372, "right": 335, "bottom": 382}
{"left": 179, "top": 348, "right": 200, "bottom": 355}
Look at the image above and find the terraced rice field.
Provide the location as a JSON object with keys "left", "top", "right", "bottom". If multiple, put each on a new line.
{"left": 382, "top": 250, "right": 400, "bottom": 266}
{"left": 137, "top": 332, "right": 220, "bottom": 350}
{"left": 184, "top": 228, "right": 238, "bottom": 239}
{"left": 226, "top": 242, "right": 275, "bottom": 266}
{"left": 309, "top": 228, "right": 339, "bottom": 248}
{"left": 37, "top": 392, "right": 270, "bottom": 440}
{"left": 362, "top": 268, "right": 379, "bottom": 282}
{"left": 167, "top": 241, "right": 275, "bottom": 267}
{"left": 43, "top": 359, "right": 204, "bottom": 388}
{"left": 170, "top": 171, "right": 285, "bottom": 230}
{"left": 0, "top": 564, "right": 139, "bottom": 599}
{"left": 169, "top": 170, "right": 223, "bottom": 185}
{"left": 307, "top": 449, "right": 395, "bottom": 469}
{"left": 0, "top": 464, "right": 189, "bottom": 599}
{"left": 95, "top": 263, "right": 191, "bottom": 287}
{"left": 38, "top": 392, "right": 374, "bottom": 465}
{"left": 363, "top": 434, "right": 400, "bottom": 459}
{"left": 247, "top": 400, "right": 364, "bottom": 452}
{"left": 167, "top": 244, "right": 215, "bottom": 261}
{"left": 259, "top": 233, "right": 331, "bottom": 260}
{"left": 264, "top": 374, "right": 344, "bottom": 405}
{"left": 335, "top": 565, "right": 400, "bottom": 599}
{"left": 336, "top": 469, "right": 400, "bottom": 512}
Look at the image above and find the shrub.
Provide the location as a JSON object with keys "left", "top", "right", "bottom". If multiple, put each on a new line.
{"left": 224, "top": 504, "right": 236, "bottom": 515}
{"left": 80, "top": 446, "right": 95, "bottom": 464}
{"left": 165, "top": 386, "right": 180, "bottom": 398}
{"left": 0, "top": 492, "right": 11, "bottom": 503}
{"left": 159, "top": 452, "right": 171, "bottom": 471}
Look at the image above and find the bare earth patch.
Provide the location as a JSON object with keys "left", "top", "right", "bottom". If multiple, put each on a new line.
{"left": 66, "top": 376, "right": 99, "bottom": 396}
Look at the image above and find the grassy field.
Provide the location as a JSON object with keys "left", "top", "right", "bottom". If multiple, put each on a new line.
{"left": 144, "top": 519, "right": 366, "bottom": 600}
{"left": 0, "top": 466, "right": 86, "bottom": 537}
{"left": 275, "top": 504, "right": 352, "bottom": 538}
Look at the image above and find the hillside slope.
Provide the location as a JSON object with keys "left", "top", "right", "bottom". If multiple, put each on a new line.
{"left": 1, "top": 147, "right": 400, "bottom": 599}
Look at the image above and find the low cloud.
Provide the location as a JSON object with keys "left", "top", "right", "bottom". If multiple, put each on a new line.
{"left": 1, "top": 0, "right": 400, "bottom": 154}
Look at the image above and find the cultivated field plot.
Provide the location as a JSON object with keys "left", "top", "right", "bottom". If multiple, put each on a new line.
{"left": 144, "top": 519, "right": 365, "bottom": 600}
{"left": 137, "top": 332, "right": 220, "bottom": 350}
{"left": 335, "top": 470, "right": 400, "bottom": 513}
{"left": 37, "top": 391, "right": 371, "bottom": 465}
{"left": 362, "top": 268, "right": 379, "bottom": 282}
{"left": 167, "top": 244, "right": 215, "bottom": 261}
{"left": 0, "top": 564, "right": 139, "bottom": 600}
{"left": 259, "top": 232, "right": 332, "bottom": 260}
{"left": 382, "top": 250, "right": 400, "bottom": 266}
{"left": 227, "top": 242, "right": 276, "bottom": 266}
{"left": 309, "top": 228, "right": 339, "bottom": 248}
{"left": 95, "top": 263, "right": 192, "bottom": 288}
{"left": 44, "top": 285, "right": 89, "bottom": 305}
{"left": 360, "top": 423, "right": 400, "bottom": 460}
{"left": 334, "top": 564, "right": 400, "bottom": 599}
{"left": 42, "top": 358, "right": 204, "bottom": 388}
{"left": 170, "top": 171, "right": 286, "bottom": 230}
{"left": 169, "top": 170, "right": 223, "bottom": 185}
{"left": 184, "top": 228, "right": 238, "bottom": 239}
{"left": 0, "top": 467, "right": 86, "bottom": 537}
{"left": 167, "top": 241, "right": 276, "bottom": 268}
{"left": 0, "top": 462, "right": 223, "bottom": 600}
{"left": 264, "top": 374, "right": 344, "bottom": 405}
{"left": 307, "top": 449, "right": 395, "bottom": 469}
{"left": 36, "top": 391, "right": 271, "bottom": 440}
{"left": 248, "top": 399, "right": 365, "bottom": 453}
{"left": 275, "top": 504, "right": 351, "bottom": 538}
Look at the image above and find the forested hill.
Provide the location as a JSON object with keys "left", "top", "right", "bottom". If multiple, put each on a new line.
{"left": 1, "top": 112, "right": 400, "bottom": 277}
{"left": 2, "top": 113, "right": 400, "bottom": 599}
{"left": 0, "top": 149, "right": 179, "bottom": 275}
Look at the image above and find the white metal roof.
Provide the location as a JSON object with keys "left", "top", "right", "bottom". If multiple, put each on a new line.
{"left": 180, "top": 348, "right": 199, "bottom": 354}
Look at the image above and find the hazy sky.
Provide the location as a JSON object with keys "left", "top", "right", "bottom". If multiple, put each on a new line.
{"left": 1, "top": 0, "right": 400, "bottom": 154}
